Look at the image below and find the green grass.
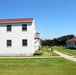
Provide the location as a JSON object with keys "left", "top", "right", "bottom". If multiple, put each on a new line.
{"left": 34, "top": 46, "right": 59, "bottom": 56}
{"left": 0, "top": 58, "right": 76, "bottom": 75}
{"left": 52, "top": 46, "right": 76, "bottom": 56}
{"left": 41, "top": 46, "right": 59, "bottom": 56}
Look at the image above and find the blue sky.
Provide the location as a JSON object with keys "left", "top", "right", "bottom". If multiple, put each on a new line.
{"left": 0, "top": 0, "right": 76, "bottom": 39}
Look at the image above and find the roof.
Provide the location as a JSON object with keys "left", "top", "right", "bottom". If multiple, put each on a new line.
{"left": 66, "top": 38, "right": 76, "bottom": 42}
{"left": 0, "top": 18, "right": 34, "bottom": 23}
{"left": 34, "top": 32, "right": 40, "bottom": 36}
{"left": 36, "top": 32, "right": 39, "bottom": 34}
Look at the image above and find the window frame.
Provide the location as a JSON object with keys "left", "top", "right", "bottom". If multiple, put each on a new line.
{"left": 75, "top": 41, "right": 76, "bottom": 45}
{"left": 22, "top": 39, "right": 27, "bottom": 46}
{"left": 22, "top": 24, "right": 27, "bottom": 31}
{"left": 7, "top": 25, "right": 12, "bottom": 32}
{"left": 7, "top": 40, "right": 12, "bottom": 47}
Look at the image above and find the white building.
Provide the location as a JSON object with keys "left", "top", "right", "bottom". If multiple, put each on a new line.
{"left": 66, "top": 38, "right": 76, "bottom": 49}
{"left": 0, "top": 18, "right": 41, "bottom": 56}
{"left": 34, "top": 32, "right": 42, "bottom": 51}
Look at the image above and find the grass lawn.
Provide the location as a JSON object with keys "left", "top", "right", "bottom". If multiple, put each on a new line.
{"left": 34, "top": 46, "right": 59, "bottom": 56}
{"left": 0, "top": 58, "right": 76, "bottom": 75}
{"left": 52, "top": 46, "right": 76, "bottom": 56}
{"left": 41, "top": 46, "right": 59, "bottom": 56}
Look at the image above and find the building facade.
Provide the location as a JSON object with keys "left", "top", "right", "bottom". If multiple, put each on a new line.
{"left": 66, "top": 38, "right": 76, "bottom": 49}
{"left": 0, "top": 18, "right": 41, "bottom": 56}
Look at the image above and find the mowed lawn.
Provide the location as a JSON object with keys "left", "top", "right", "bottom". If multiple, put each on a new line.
{"left": 52, "top": 46, "right": 76, "bottom": 56}
{"left": 41, "top": 46, "right": 59, "bottom": 56}
{"left": 0, "top": 58, "right": 76, "bottom": 75}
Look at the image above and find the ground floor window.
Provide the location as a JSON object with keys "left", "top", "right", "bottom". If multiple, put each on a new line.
{"left": 7, "top": 40, "right": 12, "bottom": 47}
{"left": 6, "top": 39, "right": 27, "bottom": 47}
{"left": 75, "top": 41, "right": 76, "bottom": 45}
{"left": 22, "top": 39, "right": 27, "bottom": 46}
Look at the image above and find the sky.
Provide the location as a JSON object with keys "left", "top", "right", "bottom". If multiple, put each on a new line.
{"left": 0, "top": 0, "right": 76, "bottom": 39}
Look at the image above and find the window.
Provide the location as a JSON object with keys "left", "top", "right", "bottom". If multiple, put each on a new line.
{"left": 7, "top": 40, "right": 12, "bottom": 47}
{"left": 67, "top": 42, "right": 69, "bottom": 45}
{"left": 75, "top": 41, "right": 76, "bottom": 45}
{"left": 22, "top": 24, "right": 27, "bottom": 31}
{"left": 22, "top": 39, "right": 27, "bottom": 46}
{"left": 70, "top": 42, "right": 71, "bottom": 45}
{"left": 7, "top": 25, "right": 12, "bottom": 31}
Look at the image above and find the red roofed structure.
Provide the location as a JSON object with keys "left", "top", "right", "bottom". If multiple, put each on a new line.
{"left": 66, "top": 38, "right": 76, "bottom": 42}
{"left": 0, "top": 18, "right": 42, "bottom": 56}
{"left": 66, "top": 38, "right": 76, "bottom": 49}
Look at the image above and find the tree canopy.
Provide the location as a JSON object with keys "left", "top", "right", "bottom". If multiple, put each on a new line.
{"left": 42, "top": 34, "right": 75, "bottom": 46}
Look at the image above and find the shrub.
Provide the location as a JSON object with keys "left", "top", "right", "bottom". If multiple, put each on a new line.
{"left": 34, "top": 50, "right": 43, "bottom": 55}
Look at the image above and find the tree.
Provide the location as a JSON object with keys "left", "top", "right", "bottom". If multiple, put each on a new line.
{"left": 42, "top": 34, "right": 75, "bottom": 46}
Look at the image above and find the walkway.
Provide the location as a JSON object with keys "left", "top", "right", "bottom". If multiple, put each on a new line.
{"left": 54, "top": 50, "right": 76, "bottom": 62}
{"left": 0, "top": 56, "right": 60, "bottom": 58}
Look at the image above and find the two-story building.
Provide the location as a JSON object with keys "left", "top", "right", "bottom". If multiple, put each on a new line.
{"left": 0, "top": 18, "right": 41, "bottom": 56}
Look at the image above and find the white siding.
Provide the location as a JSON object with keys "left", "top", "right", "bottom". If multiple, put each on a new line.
{"left": 0, "top": 22, "right": 35, "bottom": 56}
{"left": 66, "top": 41, "right": 76, "bottom": 48}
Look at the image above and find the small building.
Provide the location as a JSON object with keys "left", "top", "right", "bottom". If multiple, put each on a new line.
{"left": 66, "top": 38, "right": 76, "bottom": 49}
{"left": 0, "top": 18, "right": 41, "bottom": 56}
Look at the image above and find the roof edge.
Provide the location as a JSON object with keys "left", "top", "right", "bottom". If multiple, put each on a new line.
{"left": 66, "top": 37, "right": 76, "bottom": 42}
{"left": 0, "top": 18, "right": 34, "bottom": 20}
{"left": 0, "top": 18, "right": 34, "bottom": 23}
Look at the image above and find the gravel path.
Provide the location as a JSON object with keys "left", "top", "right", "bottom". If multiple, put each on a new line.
{"left": 54, "top": 50, "right": 76, "bottom": 62}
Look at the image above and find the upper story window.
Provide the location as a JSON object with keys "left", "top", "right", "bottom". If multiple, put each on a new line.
{"left": 7, "top": 25, "right": 12, "bottom": 31}
{"left": 7, "top": 40, "right": 12, "bottom": 47}
{"left": 22, "top": 24, "right": 27, "bottom": 31}
{"left": 22, "top": 39, "right": 27, "bottom": 46}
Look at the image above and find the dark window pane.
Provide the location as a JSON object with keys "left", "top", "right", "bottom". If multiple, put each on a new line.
{"left": 22, "top": 39, "right": 27, "bottom": 46}
{"left": 75, "top": 41, "right": 76, "bottom": 45}
{"left": 7, "top": 40, "right": 12, "bottom": 46}
{"left": 22, "top": 24, "right": 27, "bottom": 31}
{"left": 7, "top": 25, "right": 11, "bottom": 31}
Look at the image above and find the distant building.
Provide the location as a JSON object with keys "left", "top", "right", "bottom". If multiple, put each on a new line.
{"left": 0, "top": 18, "right": 41, "bottom": 56}
{"left": 66, "top": 38, "right": 76, "bottom": 48}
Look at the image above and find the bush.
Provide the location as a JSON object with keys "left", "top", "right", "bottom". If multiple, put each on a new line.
{"left": 34, "top": 50, "right": 43, "bottom": 55}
